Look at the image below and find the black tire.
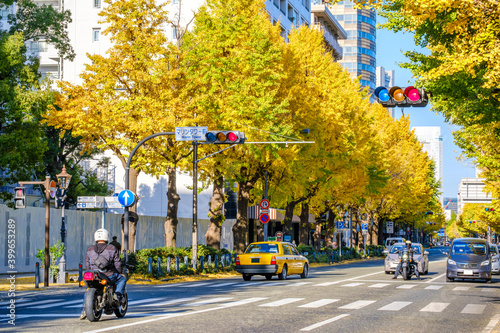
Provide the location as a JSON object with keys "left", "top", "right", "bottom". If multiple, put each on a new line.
{"left": 114, "top": 291, "right": 128, "bottom": 318}
{"left": 402, "top": 266, "right": 409, "bottom": 280}
{"left": 265, "top": 274, "right": 272, "bottom": 280}
{"left": 300, "top": 264, "right": 308, "bottom": 279}
{"left": 385, "top": 271, "right": 390, "bottom": 274}
{"left": 486, "top": 278, "right": 492, "bottom": 284}
{"left": 243, "top": 274, "right": 252, "bottom": 281}
{"left": 84, "top": 288, "right": 102, "bottom": 322}
{"left": 278, "top": 265, "right": 288, "bottom": 280}
{"left": 446, "top": 276, "right": 454, "bottom": 282}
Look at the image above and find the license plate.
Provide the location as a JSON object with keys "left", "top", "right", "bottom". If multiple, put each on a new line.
{"left": 464, "top": 269, "right": 473, "bottom": 275}
{"left": 402, "top": 263, "right": 407, "bottom": 267}
{"left": 251, "top": 258, "right": 260, "bottom": 263}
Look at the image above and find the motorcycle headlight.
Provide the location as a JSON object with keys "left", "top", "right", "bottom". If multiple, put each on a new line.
{"left": 448, "top": 259, "right": 456, "bottom": 266}
{"left": 481, "top": 260, "right": 490, "bottom": 266}
{"left": 402, "top": 253, "right": 409, "bottom": 260}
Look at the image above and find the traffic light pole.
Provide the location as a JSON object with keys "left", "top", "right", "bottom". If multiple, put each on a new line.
{"left": 264, "top": 171, "right": 268, "bottom": 241}
{"left": 192, "top": 141, "right": 198, "bottom": 269}
{"left": 19, "top": 177, "right": 51, "bottom": 287}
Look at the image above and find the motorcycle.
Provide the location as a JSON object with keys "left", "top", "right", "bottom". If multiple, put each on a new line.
{"left": 398, "top": 248, "right": 417, "bottom": 280}
{"left": 81, "top": 270, "right": 128, "bottom": 322}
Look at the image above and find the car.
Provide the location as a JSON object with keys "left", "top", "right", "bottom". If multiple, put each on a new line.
{"left": 384, "top": 237, "right": 405, "bottom": 252}
{"left": 235, "top": 241, "right": 309, "bottom": 281}
{"left": 384, "top": 242, "right": 429, "bottom": 274}
{"left": 490, "top": 244, "right": 499, "bottom": 275}
{"left": 445, "top": 238, "right": 492, "bottom": 282}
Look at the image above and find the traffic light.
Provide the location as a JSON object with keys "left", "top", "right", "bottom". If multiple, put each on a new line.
{"left": 485, "top": 208, "right": 495, "bottom": 212}
{"left": 373, "top": 86, "right": 428, "bottom": 108}
{"left": 205, "top": 131, "right": 245, "bottom": 144}
{"left": 14, "top": 187, "right": 26, "bottom": 209}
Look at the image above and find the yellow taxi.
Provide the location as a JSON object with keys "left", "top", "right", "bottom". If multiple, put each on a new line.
{"left": 235, "top": 241, "right": 309, "bottom": 281}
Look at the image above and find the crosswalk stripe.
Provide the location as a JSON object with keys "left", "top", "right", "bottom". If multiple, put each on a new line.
{"left": 339, "top": 300, "right": 376, "bottom": 310}
{"left": 17, "top": 299, "right": 64, "bottom": 308}
{"left": 369, "top": 283, "right": 390, "bottom": 288}
{"left": 298, "top": 299, "right": 340, "bottom": 308}
{"left": 314, "top": 282, "right": 339, "bottom": 286}
{"left": 179, "top": 282, "right": 214, "bottom": 288}
{"left": 140, "top": 297, "right": 200, "bottom": 307}
{"left": 424, "top": 285, "right": 442, "bottom": 290}
{"left": 286, "top": 282, "right": 312, "bottom": 287}
{"left": 342, "top": 283, "right": 364, "bottom": 287}
{"left": 211, "top": 282, "right": 238, "bottom": 287}
{"left": 0, "top": 298, "right": 32, "bottom": 306}
{"left": 221, "top": 297, "right": 269, "bottom": 307}
{"left": 482, "top": 288, "right": 493, "bottom": 292}
{"left": 33, "top": 299, "right": 83, "bottom": 309}
{"left": 185, "top": 297, "right": 233, "bottom": 306}
{"left": 378, "top": 301, "right": 412, "bottom": 311}
{"left": 264, "top": 282, "right": 287, "bottom": 286}
{"left": 461, "top": 304, "right": 486, "bottom": 314}
{"left": 420, "top": 302, "right": 449, "bottom": 312}
{"left": 259, "top": 298, "right": 304, "bottom": 307}
{"left": 397, "top": 284, "right": 417, "bottom": 289}
{"left": 300, "top": 314, "right": 350, "bottom": 331}
{"left": 128, "top": 298, "right": 164, "bottom": 306}
{"left": 453, "top": 287, "right": 470, "bottom": 291}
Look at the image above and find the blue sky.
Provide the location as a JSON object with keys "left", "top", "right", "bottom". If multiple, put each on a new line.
{"left": 375, "top": 24, "right": 477, "bottom": 199}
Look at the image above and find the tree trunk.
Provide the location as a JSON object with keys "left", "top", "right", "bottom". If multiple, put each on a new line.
{"left": 165, "top": 166, "right": 180, "bottom": 248}
{"left": 313, "top": 217, "right": 322, "bottom": 251}
{"left": 325, "top": 208, "right": 335, "bottom": 248}
{"left": 283, "top": 201, "right": 296, "bottom": 241}
{"left": 377, "top": 218, "right": 383, "bottom": 246}
{"left": 206, "top": 170, "right": 223, "bottom": 250}
{"left": 233, "top": 175, "right": 252, "bottom": 254}
{"left": 299, "top": 202, "right": 309, "bottom": 245}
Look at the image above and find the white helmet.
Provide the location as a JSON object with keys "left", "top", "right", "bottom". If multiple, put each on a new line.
{"left": 94, "top": 229, "right": 110, "bottom": 242}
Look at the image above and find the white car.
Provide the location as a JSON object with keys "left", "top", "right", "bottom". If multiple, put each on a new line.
{"left": 490, "top": 244, "right": 499, "bottom": 274}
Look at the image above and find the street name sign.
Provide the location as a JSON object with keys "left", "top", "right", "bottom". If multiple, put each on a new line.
{"left": 362, "top": 223, "right": 368, "bottom": 235}
{"left": 175, "top": 127, "right": 207, "bottom": 141}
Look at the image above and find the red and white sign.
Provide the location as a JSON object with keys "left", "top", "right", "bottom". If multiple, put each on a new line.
{"left": 260, "top": 199, "right": 270, "bottom": 210}
{"left": 49, "top": 180, "right": 57, "bottom": 198}
{"left": 259, "top": 213, "right": 270, "bottom": 224}
{"left": 276, "top": 231, "right": 283, "bottom": 242}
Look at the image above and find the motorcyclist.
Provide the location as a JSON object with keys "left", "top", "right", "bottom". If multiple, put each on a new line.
{"left": 393, "top": 240, "right": 421, "bottom": 280}
{"left": 79, "top": 228, "right": 126, "bottom": 319}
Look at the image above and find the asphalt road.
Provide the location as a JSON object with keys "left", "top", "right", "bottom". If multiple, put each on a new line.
{"left": 2, "top": 247, "right": 500, "bottom": 333}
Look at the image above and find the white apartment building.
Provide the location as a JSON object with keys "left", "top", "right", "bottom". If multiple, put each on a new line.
{"left": 4, "top": 0, "right": 347, "bottom": 221}
{"left": 457, "top": 178, "right": 493, "bottom": 214}
{"left": 412, "top": 126, "right": 443, "bottom": 204}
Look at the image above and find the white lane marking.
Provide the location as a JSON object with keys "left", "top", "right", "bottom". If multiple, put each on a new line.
{"left": 453, "top": 287, "right": 470, "bottom": 291}
{"left": 16, "top": 299, "right": 64, "bottom": 307}
{"left": 128, "top": 298, "right": 165, "bottom": 306}
{"left": 259, "top": 298, "right": 304, "bottom": 307}
{"left": 179, "top": 282, "right": 214, "bottom": 288}
{"left": 313, "top": 271, "right": 385, "bottom": 287}
{"left": 211, "top": 282, "right": 238, "bottom": 287}
{"left": 369, "top": 283, "right": 389, "bottom": 288}
{"left": 420, "top": 302, "right": 449, "bottom": 312}
{"left": 298, "top": 299, "right": 340, "bottom": 308}
{"left": 461, "top": 304, "right": 486, "bottom": 314}
{"left": 263, "top": 282, "right": 287, "bottom": 286}
{"left": 378, "top": 301, "right": 412, "bottom": 311}
{"left": 342, "top": 283, "right": 364, "bottom": 287}
{"left": 339, "top": 300, "right": 376, "bottom": 310}
{"left": 185, "top": 297, "right": 233, "bottom": 306}
{"left": 33, "top": 299, "right": 83, "bottom": 309}
{"left": 397, "top": 284, "right": 417, "bottom": 289}
{"left": 140, "top": 297, "right": 200, "bottom": 307}
{"left": 300, "top": 314, "right": 350, "bottom": 331}
{"left": 220, "top": 297, "right": 268, "bottom": 307}
{"left": 286, "top": 282, "right": 312, "bottom": 286}
{"left": 0, "top": 298, "right": 32, "bottom": 306}
{"left": 483, "top": 313, "right": 500, "bottom": 333}
{"left": 424, "top": 285, "right": 442, "bottom": 290}
{"left": 425, "top": 273, "right": 446, "bottom": 283}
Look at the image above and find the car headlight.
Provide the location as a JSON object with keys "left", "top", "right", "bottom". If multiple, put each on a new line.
{"left": 448, "top": 259, "right": 456, "bottom": 266}
{"left": 481, "top": 260, "right": 491, "bottom": 266}
{"left": 492, "top": 257, "right": 499, "bottom": 263}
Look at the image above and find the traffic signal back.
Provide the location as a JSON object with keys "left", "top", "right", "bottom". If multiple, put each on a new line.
{"left": 205, "top": 131, "right": 245, "bottom": 144}
{"left": 373, "top": 86, "right": 428, "bottom": 108}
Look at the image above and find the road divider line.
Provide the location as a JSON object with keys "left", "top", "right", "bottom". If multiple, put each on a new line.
{"left": 313, "top": 271, "right": 385, "bottom": 286}
{"left": 300, "top": 314, "right": 350, "bottom": 331}
{"left": 425, "top": 273, "right": 445, "bottom": 283}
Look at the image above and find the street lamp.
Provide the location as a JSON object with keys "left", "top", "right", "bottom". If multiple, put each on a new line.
{"left": 56, "top": 165, "right": 72, "bottom": 284}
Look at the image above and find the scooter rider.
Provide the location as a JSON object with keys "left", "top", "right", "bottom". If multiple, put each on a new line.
{"left": 393, "top": 240, "right": 421, "bottom": 280}
{"left": 80, "top": 228, "right": 126, "bottom": 319}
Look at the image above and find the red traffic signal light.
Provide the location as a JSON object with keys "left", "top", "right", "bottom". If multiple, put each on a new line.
{"left": 373, "top": 86, "right": 428, "bottom": 108}
{"left": 205, "top": 131, "right": 245, "bottom": 144}
{"left": 14, "top": 186, "right": 26, "bottom": 208}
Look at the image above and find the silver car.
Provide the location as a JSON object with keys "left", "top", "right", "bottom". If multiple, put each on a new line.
{"left": 490, "top": 244, "right": 499, "bottom": 274}
{"left": 446, "top": 238, "right": 491, "bottom": 282}
{"left": 384, "top": 242, "right": 429, "bottom": 274}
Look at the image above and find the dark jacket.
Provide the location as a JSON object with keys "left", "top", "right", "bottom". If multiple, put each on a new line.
{"left": 110, "top": 240, "right": 121, "bottom": 252}
{"left": 86, "top": 243, "right": 122, "bottom": 277}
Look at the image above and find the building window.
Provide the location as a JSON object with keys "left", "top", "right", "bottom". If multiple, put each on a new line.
{"left": 93, "top": 28, "right": 100, "bottom": 42}
{"left": 94, "top": 0, "right": 101, "bottom": 8}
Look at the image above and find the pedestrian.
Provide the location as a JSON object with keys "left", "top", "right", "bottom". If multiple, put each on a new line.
{"left": 110, "top": 236, "right": 121, "bottom": 253}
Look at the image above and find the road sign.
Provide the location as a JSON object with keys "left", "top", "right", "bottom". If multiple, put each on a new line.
{"left": 259, "top": 213, "right": 270, "bottom": 224}
{"left": 276, "top": 232, "right": 283, "bottom": 242}
{"left": 268, "top": 236, "right": 276, "bottom": 241}
{"left": 362, "top": 223, "right": 368, "bottom": 235}
{"left": 118, "top": 190, "right": 136, "bottom": 207}
{"left": 175, "top": 127, "right": 208, "bottom": 141}
{"left": 259, "top": 199, "right": 270, "bottom": 210}
{"left": 77, "top": 202, "right": 98, "bottom": 209}
{"left": 336, "top": 221, "right": 345, "bottom": 230}
{"left": 49, "top": 180, "right": 57, "bottom": 198}
{"left": 386, "top": 221, "right": 394, "bottom": 234}
{"left": 77, "top": 196, "right": 104, "bottom": 209}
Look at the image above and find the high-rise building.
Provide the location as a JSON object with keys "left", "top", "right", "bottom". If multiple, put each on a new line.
{"left": 328, "top": 1, "right": 377, "bottom": 93}
{"left": 376, "top": 66, "right": 395, "bottom": 117}
{"left": 412, "top": 126, "right": 443, "bottom": 204}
